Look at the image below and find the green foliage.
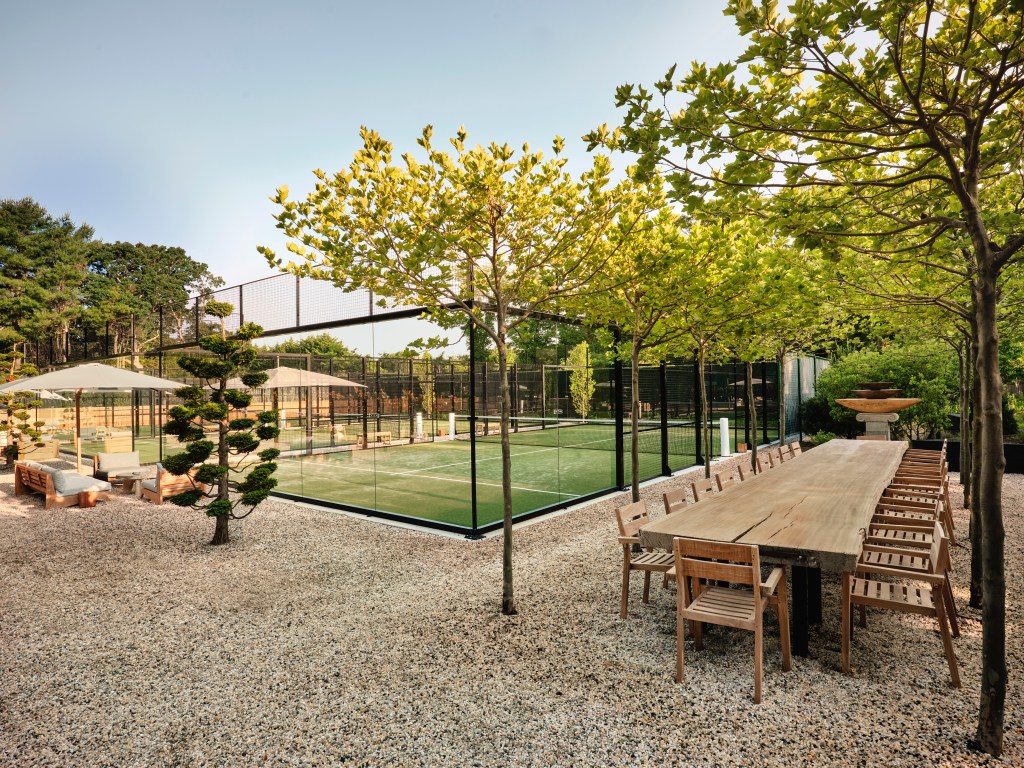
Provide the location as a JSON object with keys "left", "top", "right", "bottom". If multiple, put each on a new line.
{"left": 566, "top": 342, "right": 595, "bottom": 418}
{"left": 258, "top": 332, "right": 357, "bottom": 358}
{"left": 162, "top": 302, "right": 279, "bottom": 543}
{"left": 1003, "top": 395, "right": 1019, "bottom": 437}
{"left": 810, "top": 344, "right": 958, "bottom": 439}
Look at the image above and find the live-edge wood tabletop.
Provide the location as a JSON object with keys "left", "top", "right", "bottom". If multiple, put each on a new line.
{"left": 639, "top": 439, "right": 907, "bottom": 573}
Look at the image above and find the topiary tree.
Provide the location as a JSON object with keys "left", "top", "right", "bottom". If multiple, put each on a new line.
{"left": 163, "top": 300, "right": 280, "bottom": 545}
{"left": 1, "top": 359, "right": 43, "bottom": 466}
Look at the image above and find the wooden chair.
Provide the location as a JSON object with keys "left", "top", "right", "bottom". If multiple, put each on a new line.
{"left": 884, "top": 481, "right": 956, "bottom": 544}
{"left": 788, "top": 441, "right": 802, "bottom": 456}
{"left": 843, "top": 523, "right": 960, "bottom": 687}
{"left": 691, "top": 477, "right": 716, "bottom": 502}
{"left": 673, "top": 538, "right": 791, "bottom": 703}
{"left": 663, "top": 488, "right": 689, "bottom": 516}
{"left": 775, "top": 446, "right": 790, "bottom": 463}
{"left": 736, "top": 464, "right": 749, "bottom": 482}
{"left": 755, "top": 455, "right": 769, "bottom": 473}
{"left": 615, "top": 502, "right": 673, "bottom": 619}
{"left": 859, "top": 538, "right": 959, "bottom": 639}
{"left": 714, "top": 472, "right": 739, "bottom": 492}
{"left": 140, "top": 465, "right": 205, "bottom": 505}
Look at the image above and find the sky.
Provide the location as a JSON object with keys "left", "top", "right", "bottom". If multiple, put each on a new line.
{"left": 3, "top": 0, "right": 747, "bottom": 352}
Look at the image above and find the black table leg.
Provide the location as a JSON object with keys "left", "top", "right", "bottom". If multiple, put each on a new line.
{"left": 809, "top": 567, "right": 823, "bottom": 625}
{"left": 791, "top": 565, "right": 810, "bottom": 657}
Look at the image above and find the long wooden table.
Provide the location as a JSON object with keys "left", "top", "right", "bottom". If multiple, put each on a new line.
{"left": 639, "top": 439, "right": 907, "bottom": 655}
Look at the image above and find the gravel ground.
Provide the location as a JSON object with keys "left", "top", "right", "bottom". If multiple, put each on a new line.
{"left": 0, "top": 452, "right": 1019, "bottom": 767}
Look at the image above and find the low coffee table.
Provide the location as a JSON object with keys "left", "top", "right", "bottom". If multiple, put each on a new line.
{"left": 116, "top": 470, "right": 150, "bottom": 496}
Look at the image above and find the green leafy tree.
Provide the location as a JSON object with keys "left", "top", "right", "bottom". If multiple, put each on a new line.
{"left": 260, "top": 332, "right": 358, "bottom": 358}
{"left": 85, "top": 241, "right": 222, "bottom": 361}
{"left": 163, "top": 301, "right": 280, "bottom": 545}
{"left": 596, "top": 1, "right": 1024, "bottom": 751}
{"left": 259, "top": 125, "right": 650, "bottom": 614}
{"left": 0, "top": 198, "right": 94, "bottom": 363}
{"left": 566, "top": 342, "right": 595, "bottom": 419}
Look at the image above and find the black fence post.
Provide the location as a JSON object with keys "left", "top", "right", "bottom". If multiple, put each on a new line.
{"left": 660, "top": 362, "right": 670, "bottom": 476}
{"left": 797, "top": 356, "right": 803, "bottom": 441}
{"left": 361, "top": 357, "right": 369, "bottom": 445}
{"left": 694, "top": 357, "right": 703, "bottom": 464}
{"left": 194, "top": 297, "right": 201, "bottom": 344}
{"left": 613, "top": 329, "right": 624, "bottom": 489}
{"left": 469, "top": 322, "right": 479, "bottom": 533}
{"left": 239, "top": 285, "right": 245, "bottom": 327}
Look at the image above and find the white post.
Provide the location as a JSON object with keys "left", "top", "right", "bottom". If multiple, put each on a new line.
{"left": 448, "top": 411, "right": 456, "bottom": 437}
{"left": 719, "top": 417, "right": 730, "bottom": 456}
{"left": 415, "top": 412, "right": 424, "bottom": 439}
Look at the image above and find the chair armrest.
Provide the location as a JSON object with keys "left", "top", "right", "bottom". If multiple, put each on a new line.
{"left": 761, "top": 566, "right": 785, "bottom": 596}
{"left": 853, "top": 564, "right": 944, "bottom": 586}
{"left": 861, "top": 542, "right": 928, "bottom": 557}
{"left": 618, "top": 536, "right": 640, "bottom": 546}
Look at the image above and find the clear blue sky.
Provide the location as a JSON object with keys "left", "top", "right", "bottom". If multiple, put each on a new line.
{"left": 3, "top": 1, "right": 745, "bottom": 288}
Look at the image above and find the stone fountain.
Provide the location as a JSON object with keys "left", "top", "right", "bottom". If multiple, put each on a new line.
{"left": 835, "top": 382, "right": 921, "bottom": 440}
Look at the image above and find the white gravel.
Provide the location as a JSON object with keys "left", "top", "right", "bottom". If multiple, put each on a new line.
{"left": 0, "top": 452, "right": 1020, "bottom": 767}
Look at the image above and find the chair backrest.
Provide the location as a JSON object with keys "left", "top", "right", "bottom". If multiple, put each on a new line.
{"left": 691, "top": 477, "right": 716, "bottom": 502}
{"left": 663, "top": 488, "right": 688, "bottom": 515}
{"left": 715, "top": 472, "right": 736, "bottom": 492}
{"left": 673, "top": 538, "right": 761, "bottom": 602}
{"left": 927, "top": 521, "right": 949, "bottom": 575}
{"left": 737, "top": 464, "right": 748, "bottom": 482}
{"left": 789, "top": 441, "right": 802, "bottom": 456}
{"left": 756, "top": 455, "right": 768, "bottom": 473}
{"left": 776, "top": 447, "right": 788, "bottom": 463}
{"left": 615, "top": 501, "right": 649, "bottom": 538}
{"left": 765, "top": 451, "right": 776, "bottom": 468}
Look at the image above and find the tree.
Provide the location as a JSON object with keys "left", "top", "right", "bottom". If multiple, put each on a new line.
{"left": 597, "top": 2, "right": 1024, "bottom": 752}
{"left": 259, "top": 125, "right": 650, "bottom": 614}
{"left": 260, "top": 332, "right": 358, "bottom": 358}
{"left": 0, "top": 362, "right": 42, "bottom": 467}
{"left": 0, "top": 198, "right": 94, "bottom": 364}
{"left": 579, "top": 208, "right": 696, "bottom": 499}
{"left": 163, "top": 301, "right": 280, "bottom": 545}
{"left": 566, "top": 342, "right": 595, "bottom": 418}
{"left": 85, "top": 241, "right": 222, "bottom": 361}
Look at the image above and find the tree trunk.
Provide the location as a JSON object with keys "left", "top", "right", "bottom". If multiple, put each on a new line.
{"left": 496, "top": 325, "right": 516, "bottom": 616}
{"left": 972, "top": 269, "right": 1005, "bottom": 757}
{"left": 212, "top": 386, "right": 231, "bottom": 546}
{"left": 746, "top": 361, "right": 758, "bottom": 474}
{"left": 630, "top": 335, "right": 641, "bottom": 502}
{"left": 959, "top": 333, "right": 972, "bottom": 509}
{"left": 969, "top": 315, "right": 983, "bottom": 610}
{"left": 777, "top": 351, "right": 786, "bottom": 445}
{"left": 697, "top": 347, "right": 711, "bottom": 478}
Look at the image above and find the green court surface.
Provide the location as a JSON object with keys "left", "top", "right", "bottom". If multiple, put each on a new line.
{"left": 268, "top": 420, "right": 702, "bottom": 528}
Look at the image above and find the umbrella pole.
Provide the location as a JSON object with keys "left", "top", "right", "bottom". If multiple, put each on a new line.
{"left": 75, "top": 390, "right": 82, "bottom": 474}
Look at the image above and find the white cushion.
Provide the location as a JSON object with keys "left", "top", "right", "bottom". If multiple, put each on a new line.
{"left": 60, "top": 473, "right": 111, "bottom": 494}
{"left": 96, "top": 451, "right": 142, "bottom": 471}
{"left": 141, "top": 478, "right": 158, "bottom": 492}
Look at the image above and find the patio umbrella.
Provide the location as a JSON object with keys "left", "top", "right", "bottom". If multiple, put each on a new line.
{"left": 223, "top": 367, "right": 365, "bottom": 390}
{"left": 0, "top": 363, "right": 181, "bottom": 472}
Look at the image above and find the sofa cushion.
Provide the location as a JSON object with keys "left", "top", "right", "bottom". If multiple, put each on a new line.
{"left": 37, "top": 464, "right": 58, "bottom": 476}
{"left": 96, "top": 451, "right": 142, "bottom": 471}
{"left": 60, "top": 473, "right": 112, "bottom": 494}
{"left": 20, "top": 460, "right": 42, "bottom": 470}
{"left": 141, "top": 478, "right": 158, "bottom": 492}
{"left": 51, "top": 469, "right": 68, "bottom": 494}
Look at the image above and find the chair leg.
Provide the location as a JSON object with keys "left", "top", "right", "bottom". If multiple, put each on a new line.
{"left": 943, "top": 574, "right": 960, "bottom": 639}
{"left": 841, "top": 572, "right": 852, "bottom": 674}
{"left": 775, "top": 574, "right": 792, "bottom": 672}
{"left": 858, "top": 604, "right": 867, "bottom": 628}
{"left": 642, "top": 571, "right": 652, "bottom": 604}
{"left": 933, "top": 586, "right": 961, "bottom": 688}
{"left": 753, "top": 620, "right": 763, "bottom": 704}
{"left": 676, "top": 589, "right": 686, "bottom": 683}
{"left": 620, "top": 558, "right": 631, "bottom": 619}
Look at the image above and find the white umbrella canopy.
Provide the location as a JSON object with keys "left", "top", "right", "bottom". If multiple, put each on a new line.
{"left": 0, "top": 363, "right": 181, "bottom": 394}
{"left": 223, "top": 366, "right": 365, "bottom": 390}
{"left": 0, "top": 363, "right": 182, "bottom": 471}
